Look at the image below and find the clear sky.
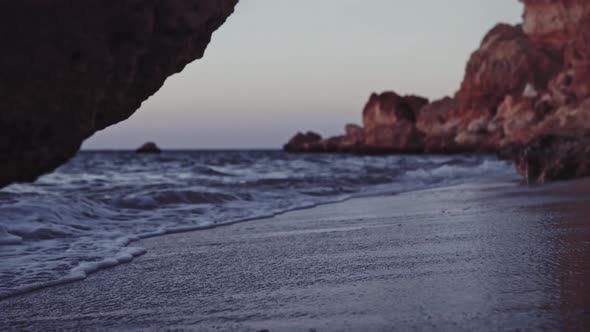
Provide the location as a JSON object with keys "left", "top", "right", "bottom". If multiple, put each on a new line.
{"left": 83, "top": 0, "right": 523, "bottom": 150}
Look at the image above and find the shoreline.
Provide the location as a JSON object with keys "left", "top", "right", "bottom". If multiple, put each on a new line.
{"left": 2, "top": 177, "right": 590, "bottom": 330}
{"left": 0, "top": 171, "right": 517, "bottom": 301}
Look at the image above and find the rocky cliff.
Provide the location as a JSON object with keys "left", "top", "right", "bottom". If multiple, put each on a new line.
{"left": 0, "top": 0, "right": 237, "bottom": 186}
{"left": 286, "top": 0, "right": 590, "bottom": 182}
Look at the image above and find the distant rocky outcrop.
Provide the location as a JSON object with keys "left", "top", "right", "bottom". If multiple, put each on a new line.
{"left": 136, "top": 142, "right": 162, "bottom": 154}
{"left": 285, "top": 93, "right": 430, "bottom": 154}
{"left": 362, "top": 92, "right": 427, "bottom": 153}
{"left": 0, "top": 0, "right": 238, "bottom": 187}
{"left": 285, "top": 0, "right": 590, "bottom": 183}
{"left": 283, "top": 132, "right": 323, "bottom": 152}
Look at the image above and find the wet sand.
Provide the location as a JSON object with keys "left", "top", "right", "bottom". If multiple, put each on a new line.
{"left": 2, "top": 178, "right": 590, "bottom": 331}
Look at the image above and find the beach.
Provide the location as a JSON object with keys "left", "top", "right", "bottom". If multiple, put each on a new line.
{"left": 2, "top": 177, "right": 590, "bottom": 331}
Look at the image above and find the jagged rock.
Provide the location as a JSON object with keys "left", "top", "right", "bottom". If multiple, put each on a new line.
{"left": 361, "top": 92, "right": 428, "bottom": 152}
{"left": 281, "top": 1, "right": 590, "bottom": 183}
{"left": 503, "top": 134, "right": 590, "bottom": 184}
{"left": 362, "top": 92, "right": 428, "bottom": 129}
{"left": 345, "top": 124, "right": 364, "bottom": 141}
{"left": 361, "top": 122, "right": 424, "bottom": 153}
{"left": 415, "top": 97, "right": 465, "bottom": 153}
{"left": 455, "top": 23, "right": 561, "bottom": 121}
{"left": 0, "top": 0, "right": 237, "bottom": 187}
{"left": 522, "top": 0, "right": 590, "bottom": 51}
{"left": 404, "top": 95, "right": 431, "bottom": 117}
{"left": 336, "top": 124, "right": 364, "bottom": 151}
{"left": 136, "top": 142, "right": 162, "bottom": 154}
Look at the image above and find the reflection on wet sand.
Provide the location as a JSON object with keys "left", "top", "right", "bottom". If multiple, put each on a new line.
{"left": 1, "top": 178, "right": 590, "bottom": 330}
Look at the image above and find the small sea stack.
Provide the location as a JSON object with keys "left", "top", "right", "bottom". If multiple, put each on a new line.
{"left": 136, "top": 142, "right": 162, "bottom": 154}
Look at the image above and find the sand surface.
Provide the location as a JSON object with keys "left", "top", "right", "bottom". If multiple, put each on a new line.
{"left": 2, "top": 178, "right": 590, "bottom": 331}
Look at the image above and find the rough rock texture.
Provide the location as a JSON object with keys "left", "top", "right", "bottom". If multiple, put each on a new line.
{"left": 415, "top": 97, "right": 466, "bottom": 153}
{"left": 136, "top": 142, "right": 162, "bottom": 154}
{"left": 283, "top": 127, "right": 363, "bottom": 154}
{"left": 495, "top": 0, "right": 590, "bottom": 182}
{"left": 286, "top": 0, "right": 590, "bottom": 182}
{"left": 522, "top": 0, "right": 590, "bottom": 50}
{"left": 455, "top": 23, "right": 561, "bottom": 119}
{"left": 361, "top": 92, "right": 427, "bottom": 152}
{"left": 0, "top": 0, "right": 237, "bottom": 187}
{"left": 504, "top": 134, "right": 590, "bottom": 184}
{"left": 284, "top": 93, "right": 429, "bottom": 154}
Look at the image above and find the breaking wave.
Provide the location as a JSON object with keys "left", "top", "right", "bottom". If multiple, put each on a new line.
{"left": 0, "top": 151, "right": 517, "bottom": 299}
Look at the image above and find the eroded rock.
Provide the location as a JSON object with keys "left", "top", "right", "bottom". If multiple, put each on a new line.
{"left": 415, "top": 97, "right": 465, "bottom": 153}
{"left": 455, "top": 23, "right": 561, "bottom": 121}
{"left": 503, "top": 134, "right": 590, "bottom": 184}
{"left": 361, "top": 92, "right": 427, "bottom": 152}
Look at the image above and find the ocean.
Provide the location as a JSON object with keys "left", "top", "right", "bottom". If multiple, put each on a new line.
{"left": 0, "top": 151, "right": 517, "bottom": 299}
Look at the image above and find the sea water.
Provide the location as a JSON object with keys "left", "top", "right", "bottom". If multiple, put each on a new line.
{"left": 0, "top": 151, "right": 517, "bottom": 298}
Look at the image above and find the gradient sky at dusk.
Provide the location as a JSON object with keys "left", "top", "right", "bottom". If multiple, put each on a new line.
{"left": 83, "top": 0, "right": 523, "bottom": 149}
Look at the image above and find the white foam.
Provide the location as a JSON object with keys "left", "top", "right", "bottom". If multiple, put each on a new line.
{"left": 70, "top": 246, "right": 147, "bottom": 278}
{"left": 404, "top": 159, "right": 512, "bottom": 185}
{"left": 0, "top": 152, "right": 517, "bottom": 300}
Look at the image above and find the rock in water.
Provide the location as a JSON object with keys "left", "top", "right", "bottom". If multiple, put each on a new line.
{"left": 0, "top": 0, "right": 238, "bottom": 187}
{"left": 136, "top": 142, "right": 162, "bottom": 154}
{"left": 503, "top": 135, "right": 590, "bottom": 184}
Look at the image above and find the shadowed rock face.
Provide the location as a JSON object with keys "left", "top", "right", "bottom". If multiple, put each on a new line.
{"left": 0, "top": 0, "right": 237, "bottom": 187}
{"left": 505, "top": 134, "right": 590, "bottom": 184}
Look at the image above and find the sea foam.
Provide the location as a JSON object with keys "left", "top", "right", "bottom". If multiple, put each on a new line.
{"left": 0, "top": 151, "right": 517, "bottom": 299}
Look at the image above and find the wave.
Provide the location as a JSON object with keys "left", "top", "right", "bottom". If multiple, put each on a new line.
{"left": 0, "top": 226, "right": 23, "bottom": 245}
{"left": 115, "top": 190, "right": 238, "bottom": 209}
{"left": 404, "top": 159, "right": 512, "bottom": 184}
{"left": 0, "top": 151, "right": 517, "bottom": 300}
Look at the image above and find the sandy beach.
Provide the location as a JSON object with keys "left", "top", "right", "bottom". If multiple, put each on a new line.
{"left": 2, "top": 177, "right": 590, "bottom": 331}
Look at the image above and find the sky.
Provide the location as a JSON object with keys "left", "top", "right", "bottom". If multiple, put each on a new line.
{"left": 83, "top": 0, "right": 523, "bottom": 150}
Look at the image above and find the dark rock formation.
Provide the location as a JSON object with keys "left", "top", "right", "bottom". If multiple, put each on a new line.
{"left": 0, "top": 0, "right": 237, "bottom": 187}
{"left": 283, "top": 132, "right": 323, "bottom": 152}
{"left": 136, "top": 142, "right": 162, "bottom": 154}
{"left": 502, "top": 135, "right": 590, "bottom": 184}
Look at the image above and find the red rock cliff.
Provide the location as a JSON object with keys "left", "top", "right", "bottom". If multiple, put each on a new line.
{"left": 286, "top": 0, "right": 590, "bottom": 183}
{"left": 362, "top": 92, "right": 428, "bottom": 152}
{"left": 0, "top": 0, "right": 238, "bottom": 186}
